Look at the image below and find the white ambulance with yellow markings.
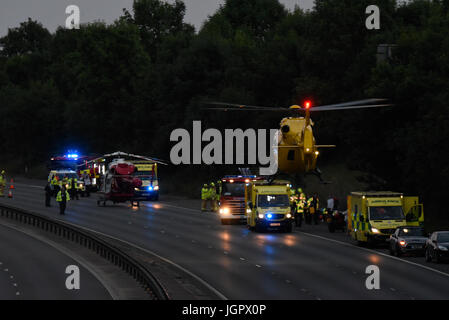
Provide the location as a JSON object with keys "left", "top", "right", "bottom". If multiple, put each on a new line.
{"left": 347, "top": 191, "right": 424, "bottom": 245}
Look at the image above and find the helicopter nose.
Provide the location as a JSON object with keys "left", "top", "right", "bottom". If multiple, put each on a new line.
{"left": 281, "top": 125, "right": 290, "bottom": 133}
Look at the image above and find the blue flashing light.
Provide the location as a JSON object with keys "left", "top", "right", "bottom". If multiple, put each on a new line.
{"left": 65, "top": 154, "right": 79, "bottom": 159}
{"left": 267, "top": 213, "right": 273, "bottom": 219}
{"left": 148, "top": 186, "right": 154, "bottom": 191}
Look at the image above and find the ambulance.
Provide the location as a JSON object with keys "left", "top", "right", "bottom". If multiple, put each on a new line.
{"left": 245, "top": 180, "right": 294, "bottom": 233}
{"left": 131, "top": 160, "right": 159, "bottom": 201}
{"left": 347, "top": 191, "right": 424, "bottom": 245}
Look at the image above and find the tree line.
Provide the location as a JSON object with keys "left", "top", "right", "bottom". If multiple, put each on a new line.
{"left": 0, "top": 0, "right": 448, "bottom": 221}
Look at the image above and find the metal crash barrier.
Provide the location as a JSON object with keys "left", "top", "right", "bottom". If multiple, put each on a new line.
{"left": 0, "top": 204, "right": 169, "bottom": 300}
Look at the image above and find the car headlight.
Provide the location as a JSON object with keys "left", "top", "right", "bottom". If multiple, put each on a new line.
{"left": 399, "top": 240, "right": 407, "bottom": 247}
{"left": 246, "top": 208, "right": 251, "bottom": 214}
{"left": 371, "top": 228, "right": 380, "bottom": 234}
{"left": 134, "top": 188, "right": 139, "bottom": 191}
{"left": 286, "top": 213, "right": 292, "bottom": 219}
{"left": 154, "top": 186, "right": 159, "bottom": 191}
{"left": 258, "top": 213, "right": 264, "bottom": 219}
{"left": 220, "top": 208, "right": 230, "bottom": 214}
{"left": 438, "top": 245, "right": 448, "bottom": 251}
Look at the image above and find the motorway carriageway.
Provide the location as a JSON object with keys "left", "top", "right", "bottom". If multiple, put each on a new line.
{"left": 1, "top": 179, "right": 449, "bottom": 300}
{"left": 0, "top": 222, "right": 111, "bottom": 299}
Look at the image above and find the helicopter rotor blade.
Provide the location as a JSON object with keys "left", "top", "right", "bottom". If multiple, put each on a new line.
{"left": 310, "top": 104, "right": 392, "bottom": 112}
{"left": 205, "top": 101, "right": 280, "bottom": 109}
{"left": 314, "top": 99, "right": 388, "bottom": 109}
{"left": 205, "top": 107, "right": 290, "bottom": 111}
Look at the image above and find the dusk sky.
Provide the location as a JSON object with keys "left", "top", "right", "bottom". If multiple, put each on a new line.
{"left": 0, "top": 0, "right": 315, "bottom": 36}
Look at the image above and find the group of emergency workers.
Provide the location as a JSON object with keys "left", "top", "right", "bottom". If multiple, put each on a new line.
{"left": 201, "top": 181, "right": 222, "bottom": 212}
{"left": 199, "top": 180, "right": 331, "bottom": 227}
{"left": 46, "top": 173, "right": 92, "bottom": 215}
{"left": 290, "top": 188, "right": 321, "bottom": 226}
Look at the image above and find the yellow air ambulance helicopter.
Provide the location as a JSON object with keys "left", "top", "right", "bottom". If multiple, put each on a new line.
{"left": 207, "top": 99, "right": 392, "bottom": 182}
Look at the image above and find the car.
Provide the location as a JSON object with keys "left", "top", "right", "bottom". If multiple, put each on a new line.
{"left": 425, "top": 231, "right": 449, "bottom": 263}
{"left": 389, "top": 226, "right": 427, "bottom": 257}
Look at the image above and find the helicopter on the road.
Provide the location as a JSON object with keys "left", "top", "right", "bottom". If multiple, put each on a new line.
{"left": 206, "top": 99, "right": 392, "bottom": 182}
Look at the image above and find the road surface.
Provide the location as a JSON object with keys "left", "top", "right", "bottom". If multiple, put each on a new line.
{"left": 0, "top": 222, "right": 111, "bottom": 299}
{"left": 1, "top": 179, "right": 449, "bottom": 300}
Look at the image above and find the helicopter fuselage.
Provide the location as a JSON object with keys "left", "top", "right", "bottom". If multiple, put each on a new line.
{"left": 277, "top": 117, "right": 319, "bottom": 174}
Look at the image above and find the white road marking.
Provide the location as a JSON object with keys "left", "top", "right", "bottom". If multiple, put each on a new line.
{"left": 299, "top": 231, "right": 449, "bottom": 279}
{"left": 13, "top": 183, "right": 42, "bottom": 189}
{"left": 239, "top": 257, "right": 245, "bottom": 261}
{"left": 0, "top": 221, "right": 118, "bottom": 300}
{"left": 52, "top": 219, "right": 228, "bottom": 300}
{"left": 255, "top": 264, "right": 262, "bottom": 268}
{"left": 158, "top": 202, "right": 201, "bottom": 213}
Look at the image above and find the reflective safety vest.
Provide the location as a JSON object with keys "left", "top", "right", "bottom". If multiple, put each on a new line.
{"left": 56, "top": 190, "right": 70, "bottom": 202}
{"left": 0, "top": 176, "right": 5, "bottom": 186}
{"left": 51, "top": 178, "right": 59, "bottom": 186}
{"left": 209, "top": 187, "right": 216, "bottom": 200}
{"left": 201, "top": 187, "right": 209, "bottom": 200}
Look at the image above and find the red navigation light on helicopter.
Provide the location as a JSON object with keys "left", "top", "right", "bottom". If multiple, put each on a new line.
{"left": 304, "top": 100, "right": 312, "bottom": 109}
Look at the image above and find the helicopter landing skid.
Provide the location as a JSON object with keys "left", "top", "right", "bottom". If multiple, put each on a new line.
{"left": 307, "top": 168, "right": 332, "bottom": 184}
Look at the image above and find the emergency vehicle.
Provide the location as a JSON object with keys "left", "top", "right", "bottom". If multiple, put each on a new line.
{"left": 48, "top": 152, "right": 90, "bottom": 193}
{"left": 80, "top": 151, "right": 165, "bottom": 201}
{"left": 245, "top": 180, "right": 294, "bottom": 233}
{"left": 131, "top": 160, "right": 159, "bottom": 201}
{"left": 47, "top": 170, "right": 79, "bottom": 187}
{"left": 347, "top": 191, "right": 424, "bottom": 245}
{"left": 218, "top": 175, "right": 262, "bottom": 224}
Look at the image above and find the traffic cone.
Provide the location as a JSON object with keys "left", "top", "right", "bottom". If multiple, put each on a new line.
{"left": 10, "top": 179, "right": 14, "bottom": 189}
{"left": 8, "top": 189, "right": 12, "bottom": 198}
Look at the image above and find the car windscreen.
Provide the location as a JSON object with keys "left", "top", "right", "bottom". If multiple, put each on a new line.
{"left": 56, "top": 173, "right": 78, "bottom": 180}
{"left": 399, "top": 228, "right": 425, "bottom": 237}
{"left": 222, "top": 182, "right": 245, "bottom": 197}
{"left": 134, "top": 171, "right": 155, "bottom": 179}
{"left": 437, "top": 233, "right": 449, "bottom": 243}
{"left": 368, "top": 206, "right": 405, "bottom": 220}
{"left": 257, "top": 194, "right": 290, "bottom": 208}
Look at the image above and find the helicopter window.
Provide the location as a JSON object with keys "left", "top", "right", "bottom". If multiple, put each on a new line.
{"left": 287, "top": 150, "right": 295, "bottom": 161}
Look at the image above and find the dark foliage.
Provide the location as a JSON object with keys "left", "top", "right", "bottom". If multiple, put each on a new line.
{"left": 0, "top": 0, "right": 447, "bottom": 219}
